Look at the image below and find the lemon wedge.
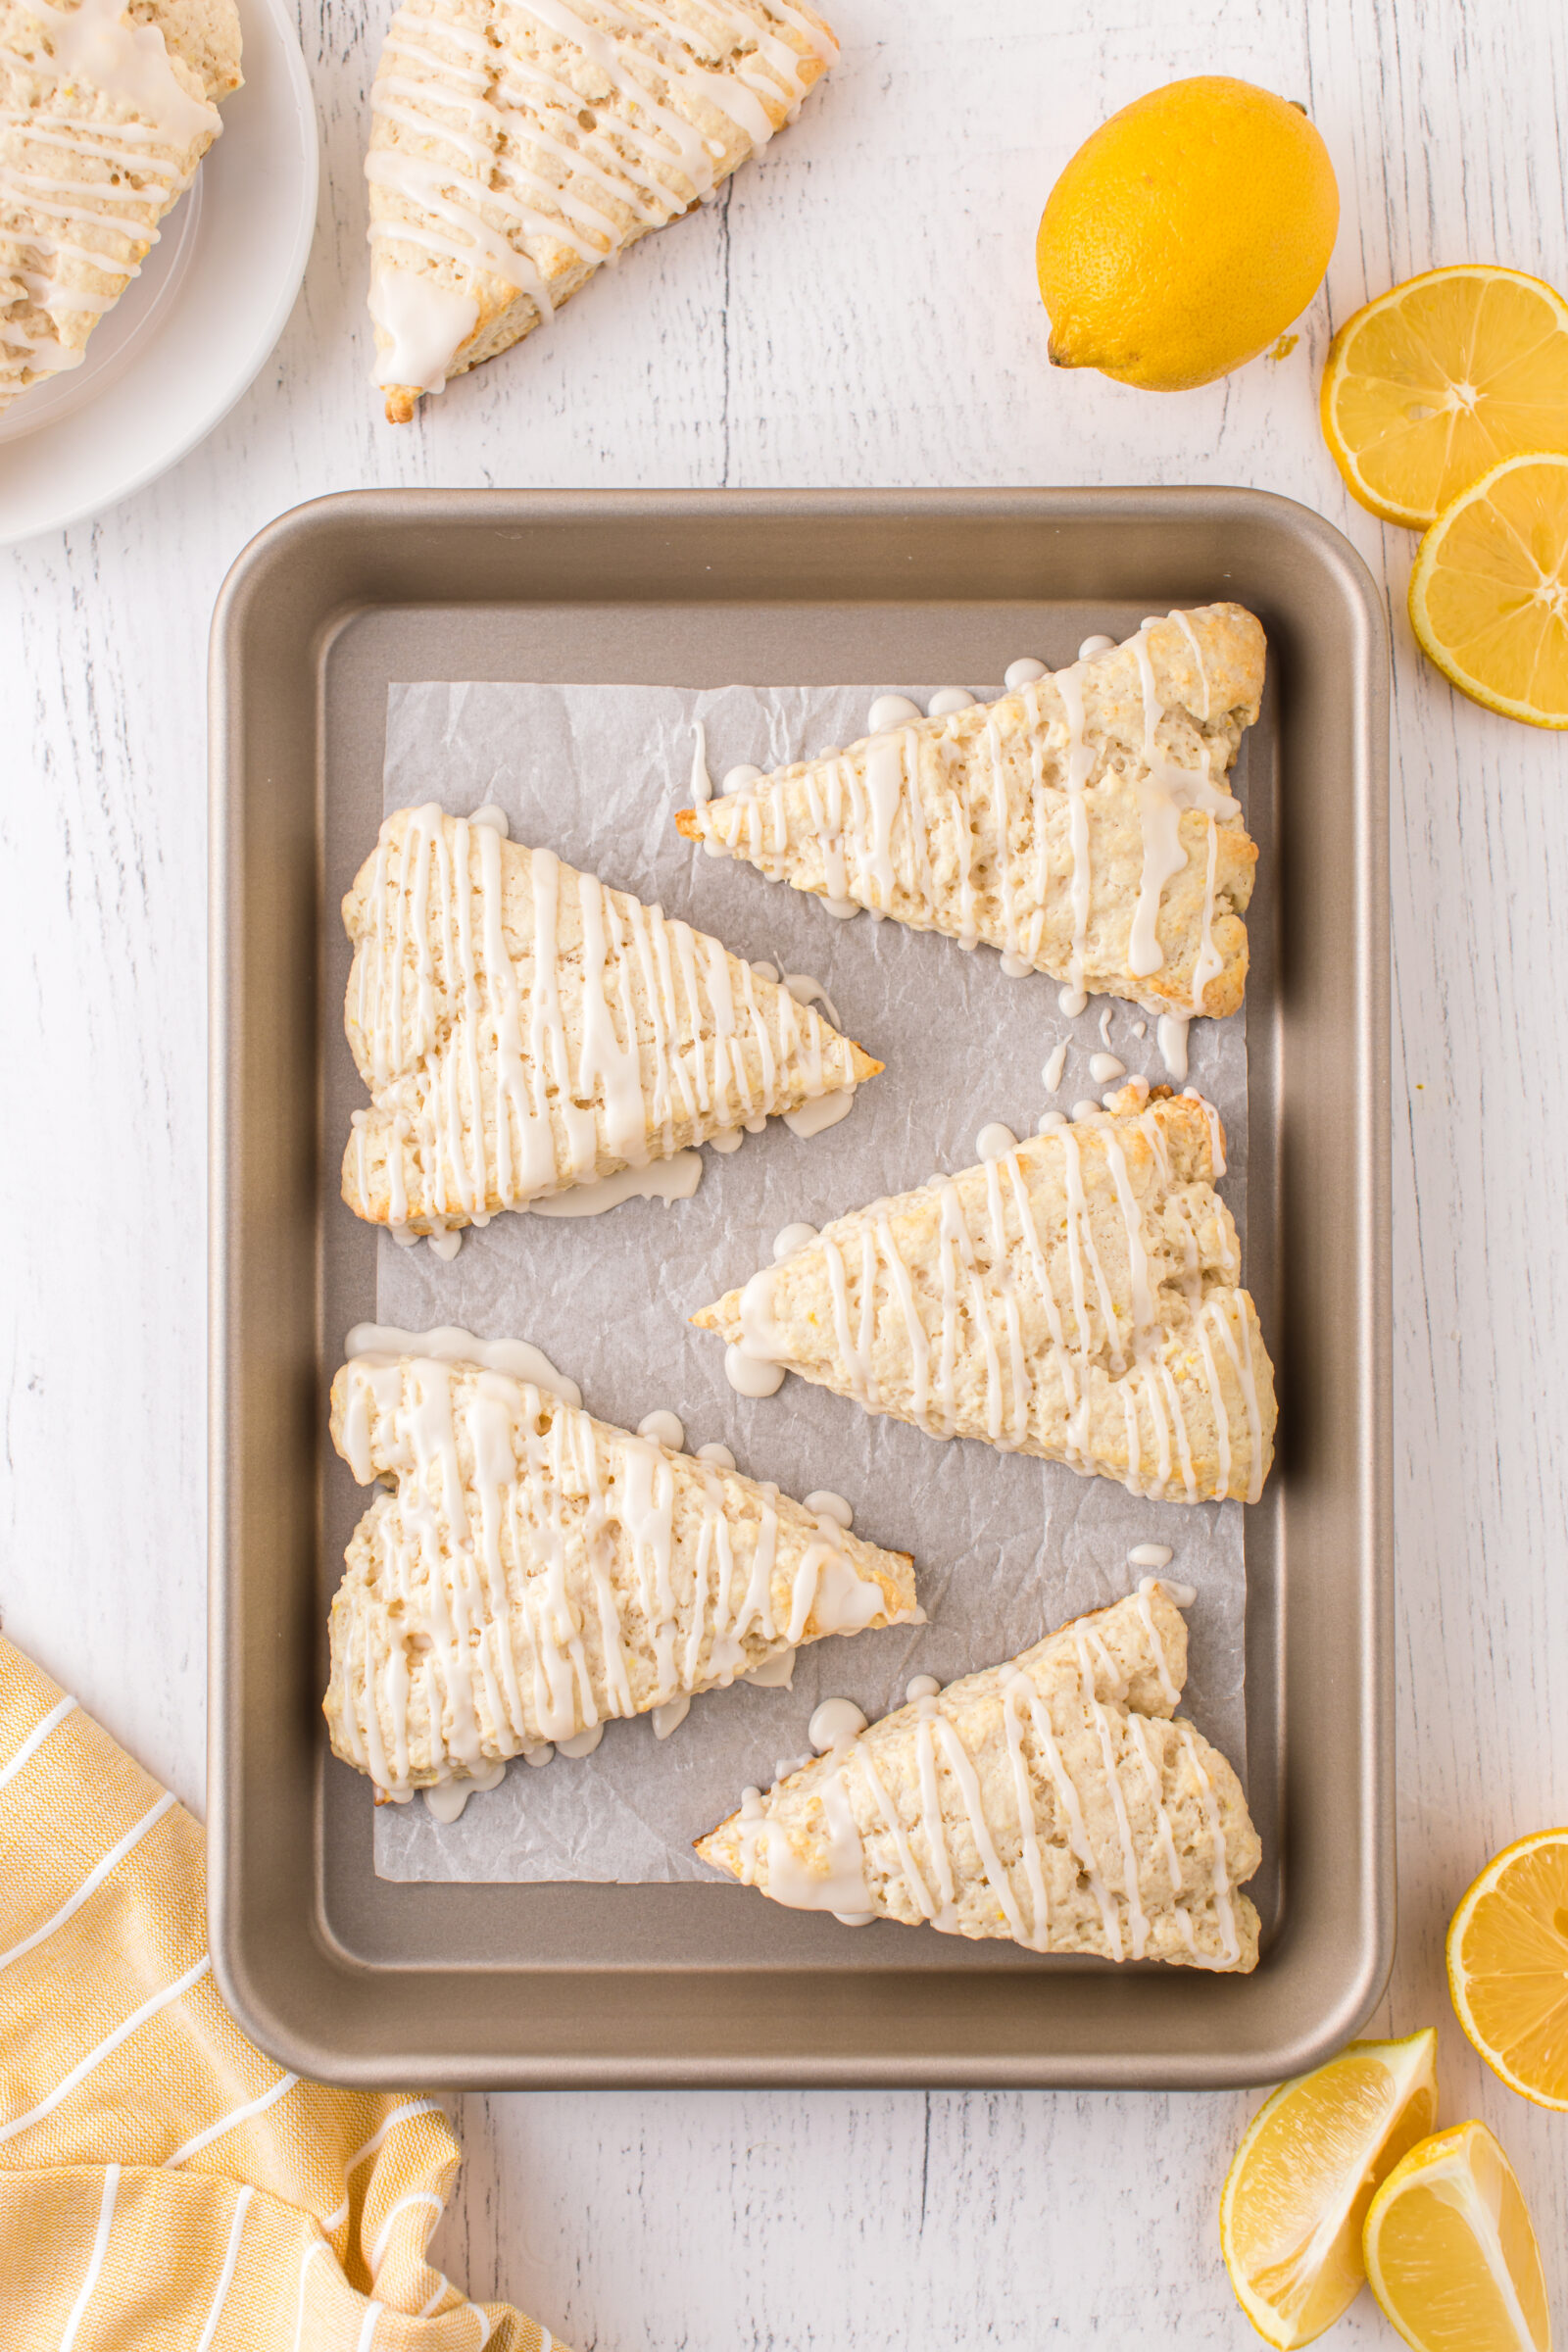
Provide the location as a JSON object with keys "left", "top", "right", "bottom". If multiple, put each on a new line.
{"left": 1321, "top": 265, "right": 1568, "bottom": 528}
{"left": 1447, "top": 1828, "right": 1568, "bottom": 2107}
{"left": 1408, "top": 452, "right": 1568, "bottom": 727}
{"left": 1219, "top": 2030, "right": 1439, "bottom": 2346}
{"left": 1363, "top": 2122, "right": 1550, "bottom": 2352}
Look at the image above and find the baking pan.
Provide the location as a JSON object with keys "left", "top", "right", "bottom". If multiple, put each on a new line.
{"left": 209, "top": 487, "right": 1391, "bottom": 2089}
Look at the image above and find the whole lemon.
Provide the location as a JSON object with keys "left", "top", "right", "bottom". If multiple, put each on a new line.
{"left": 1037, "top": 76, "right": 1339, "bottom": 391}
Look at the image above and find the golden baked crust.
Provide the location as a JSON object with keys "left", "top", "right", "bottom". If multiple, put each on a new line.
{"left": 697, "top": 1585, "right": 1261, "bottom": 1969}
{"left": 677, "top": 607, "right": 1264, "bottom": 1019}
{"left": 0, "top": 0, "right": 242, "bottom": 408}
{"left": 366, "top": 0, "right": 839, "bottom": 421}
{"left": 324, "top": 1348, "right": 920, "bottom": 1794}
{"left": 693, "top": 1082, "right": 1277, "bottom": 1504}
{"left": 342, "top": 804, "right": 881, "bottom": 1235}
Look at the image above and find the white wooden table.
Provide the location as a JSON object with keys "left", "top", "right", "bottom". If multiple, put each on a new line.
{"left": 5, "top": 0, "right": 1566, "bottom": 2340}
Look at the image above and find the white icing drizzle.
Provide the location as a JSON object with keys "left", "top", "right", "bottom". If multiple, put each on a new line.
{"left": 976, "top": 1121, "right": 1018, "bottom": 1162}
{"left": 422, "top": 1757, "right": 506, "bottom": 1819}
{"left": 344, "top": 1324, "right": 581, "bottom": 1409}
{"left": 1125, "top": 619, "right": 1243, "bottom": 982}
{"left": 867, "top": 692, "right": 923, "bottom": 732}
{"left": 1089, "top": 1053, "right": 1125, "bottom": 1083}
{"left": 651, "top": 1693, "right": 691, "bottom": 1740}
{"left": 1043, "top": 1042, "right": 1068, "bottom": 1094}
{"left": 636, "top": 1408, "right": 684, "bottom": 1452}
{"left": 1004, "top": 657, "right": 1047, "bottom": 690}
{"left": 743, "top": 1645, "right": 795, "bottom": 1688}
{"left": 905, "top": 1673, "right": 940, "bottom": 1702}
{"left": 331, "top": 1353, "right": 906, "bottom": 1795}
{"left": 926, "top": 686, "right": 974, "bottom": 715}
{"left": 695, "top": 1440, "right": 735, "bottom": 1471}
{"left": 737, "top": 1774, "right": 871, "bottom": 1914}
{"left": 469, "top": 804, "right": 510, "bottom": 836}
{"left": 808, "top": 1696, "right": 867, "bottom": 1751}
{"left": 1156, "top": 1013, "right": 1190, "bottom": 1080}
{"left": 772, "top": 1220, "right": 818, "bottom": 1260}
{"left": 724, "top": 1346, "right": 784, "bottom": 1398}
{"left": 366, "top": 0, "right": 836, "bottom": 392}
{"left": 1183, "top": 1087, "right": 1228, "bottom": 1177}
{"left": 1128, "top": 1542, "right": 1173, "bottom": 1570}
{"left": 525, "top": 1152, "right": 703, "bottom": 1215}
{"left": 1077, "top": 634, "right": 1116, "bottom": 659}
{"left": 1055, "top": 663, "right": 1095, "bottom": 1011}
{"left": 783, "top": 1088, "right": 856, "bottom": 1140}
{"left": 689, "top": 719, "right": 711, "bottom": 806}
{"left": 557, "top": 1723, "right": 605, "bottom": 1758}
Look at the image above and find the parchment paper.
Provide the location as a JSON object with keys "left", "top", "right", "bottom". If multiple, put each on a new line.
{"left": 368, "top": 678, "right": 1250, "bottom": 1885}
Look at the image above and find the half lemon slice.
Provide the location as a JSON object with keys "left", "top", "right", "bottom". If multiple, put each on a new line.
{"left": 1219, "top": 2030, "right": 1439, "bottom": 2347}
{"left": 1448, "top": 1827, "right": 1568, "bottom": 2107}
{"left": 1321, "top": 265, "right": 1568, "bottom": 528}
{"left": 1363, "top": 2122, "right": 1550, "bottom": 2352}
{"left": 1409, "top": 453, "right": 1568, "bottom": 727}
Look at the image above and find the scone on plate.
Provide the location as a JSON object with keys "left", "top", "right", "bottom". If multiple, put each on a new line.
{"left": 342, "top": 804, "right": 881, "bottom": 1241}
{"left": 697, "top": 1584, "right": 1261, "bottom": 1969}
{"left": 325, "top": 1344, "right": 921, "bottom": 1803}
{"left": 693, "top": 1082, "right": 1276, "bottom": 1504}
{"left": 366, "top": 0, "right": 839, "bottom": 421}
{"left": 677, "top": 607, "right": 1265, "bottom": 1019}
{"left": 0, "top": 0, "right": 242, "bottom": 409}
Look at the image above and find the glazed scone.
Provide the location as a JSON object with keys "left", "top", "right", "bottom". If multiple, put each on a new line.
{"left": 694, "top": 1082, "right": 1276, "bottom": 1503}
{"left": 697, "top": 1585, "right": 1261, "bottom": 1969}
{"left": 343, "top": 804, "right": 881, "bottom": 1238}
{"left": 325, "top": 1347, "right": 921, "bottom": 1800}
{"left": 0, "top": 0, "right": 242, "bottom": 408}
{"left": 677, "top": 607, "right": 1265, "bottom": 1020}
{"left": 366, "top": 0, "right": 838, "bottom": 421}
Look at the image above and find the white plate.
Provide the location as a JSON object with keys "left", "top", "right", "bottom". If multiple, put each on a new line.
{"left": 0, "top": 0, "right": 318, "bottom": 547}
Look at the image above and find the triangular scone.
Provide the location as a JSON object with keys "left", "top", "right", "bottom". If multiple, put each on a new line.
{"left": 677, "top": 607, "right": 1265, "bottom": 1018}
{"left": 0, "top": 0, "right": 242, "bottom": 409}
{"left": 697, "top": 1586, "right": 1261, "bottom": 1969}
{"left": 325, "top": 1348, "right": 920, "bottom": 1798}
{"left": 342, "top": 805, "right": 881, "bottom": 1236}
{"left": 693, "top": 1083, "right": 1276, "bottom": 1503}
{"left": 367, "top": 0, "right": 838, "bottom": 421}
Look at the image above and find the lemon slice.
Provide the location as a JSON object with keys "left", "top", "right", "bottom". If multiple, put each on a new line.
{"left": 1363, "top": 2122, "right": 1550, "bottom": 2352}
{"left": 1321, "top": 265, "right": 1568, "bottom": 527}
{"left": 1408, "top": 453, "right": 1568, "bottom": 727}
{"left": 1219, "top": 2030, "right": 1439, "bottom": 2347}
{"left": 1447, "top": 1828, "right": 1568, "bottom": 2107}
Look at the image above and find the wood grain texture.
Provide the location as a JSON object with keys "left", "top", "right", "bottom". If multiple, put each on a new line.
{"left": 3, "top": 0, "right": 1567, "bottom": 2339}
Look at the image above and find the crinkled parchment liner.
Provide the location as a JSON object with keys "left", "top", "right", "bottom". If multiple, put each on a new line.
{"left": 365, "top": 680, "right": 1250, "bottom": 1885}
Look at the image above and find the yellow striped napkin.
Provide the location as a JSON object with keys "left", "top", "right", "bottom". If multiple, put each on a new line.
{"left": 0, "top": 1635, "right": 560, "bottom": 2350}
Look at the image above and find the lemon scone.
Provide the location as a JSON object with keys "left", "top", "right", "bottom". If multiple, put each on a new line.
{"left": 325, "top": 1342, "right": 921, "bottom": 1802}
{"left": 677, "top": 607, "right": 1265, "bottom": 1019}
{"left": 366, "top": 0, "right": 838, "bottom": 422}
{"left": 697, "top": 1584, "right": 1261, "bottom": 1968}
{"left": 694, "top": 1082, "right": 1276, "bottom": 1503}
{"left": 343, "top": 804, "right": 881, "bottom": 1240}
{"left": 0, "top": 0, "right": 242, "bottom": 407}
